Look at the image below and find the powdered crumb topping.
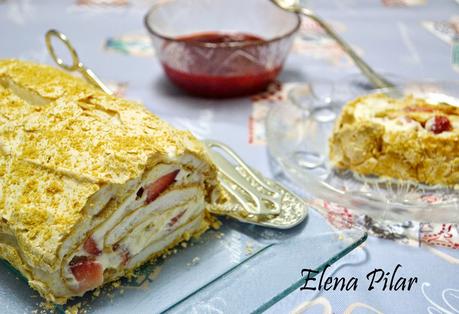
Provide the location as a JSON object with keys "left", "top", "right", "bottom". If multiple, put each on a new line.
{"left": 0, "top": 59, "right": 212, "bottom": 269}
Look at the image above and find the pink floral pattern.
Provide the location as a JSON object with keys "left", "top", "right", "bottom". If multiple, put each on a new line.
{"left": 316, "top": 199, "right": 459, "bottom": 249}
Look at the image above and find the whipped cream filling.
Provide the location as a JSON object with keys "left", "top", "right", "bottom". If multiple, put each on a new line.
{"left": 60, "top": 153, "right": 206, "bottom": 261}
{"left": 58, "top": 182, "right": 133, "bottom": 262}
{"left": 90, "top": 164, "right": 181, "bottom": 247}
{"left": 105, "top": 187, "right": 201, "bottom": 246}
{"left": 120, "top": 198, "right": 203, "bottom": 257}
{"left": 63, "top": 160, "right": 207, "bottom": 290}
{"left": 127, "top": 212, "right": 205, "bottom": 268}
{"left": 96, "top": 200, "right": 203, "bottom": 271}
{"left": 354, "top": 99, "right": 458, "bottom": 136}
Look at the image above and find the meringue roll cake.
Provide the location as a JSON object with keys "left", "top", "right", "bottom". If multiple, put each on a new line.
{"left": 329, "top": 93, "right": 459, "bottom": 185}
{"left": 0, "top": 60, "right": 222, "bottom": 303}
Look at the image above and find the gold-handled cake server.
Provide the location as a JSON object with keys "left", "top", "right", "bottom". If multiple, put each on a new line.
{"left": 44, "top": 29, "right": 308, "bottom": 229}
{"left": 204, "top": 140, "right": 308, "bottom": 229}
{"left": 204, "top": 140, "right": 281, "bottom": 216}
{"left": 271, "top": 0, "right": 395, "bottom": 90}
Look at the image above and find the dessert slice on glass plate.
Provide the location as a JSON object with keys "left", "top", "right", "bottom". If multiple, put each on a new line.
{"left": 329, "top": 93, "right": 459, "bottom": 186}
{"left": 0, "top": 60, "right": 223, "bottom": 303}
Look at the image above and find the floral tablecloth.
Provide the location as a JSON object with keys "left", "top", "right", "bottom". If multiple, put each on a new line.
{"left": 1, "top": 0, "right": 459, "bottom": 313}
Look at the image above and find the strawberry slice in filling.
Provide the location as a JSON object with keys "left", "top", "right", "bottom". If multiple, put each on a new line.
{"left": 113, "top": 244, "right": 130, "bottom": 267}
{"left": 69, "top": 256, "right": 104, "bottom": 293}
{"left": 168, "top": 210, "right": 187, "bottom": 229}
{"left": 145, "top": 170, "right": 180, "bottom": 204}
{"left": 83, "top": 236, "right": 101, "bottom": 256}
{"left": 425, "top": 115, "right": 453, "bottom": 134}
{"left": 68, "top": 169, "right": 181, "bottom": 292}
{"left": 120, "top": 249, "right": 130, "bottom": 267}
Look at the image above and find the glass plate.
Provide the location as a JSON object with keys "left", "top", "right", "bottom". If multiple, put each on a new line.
{"left": 0, "top": 210, "right": 366, "bottom": 314}
{"left": 266, "top": 80, "right": 459, "bottom": 223}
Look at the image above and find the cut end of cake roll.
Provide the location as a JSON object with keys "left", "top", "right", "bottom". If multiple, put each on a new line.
{"left": 329, "top": 93, "right": 459, "bottom": 186}
{"left": 0, "top": 59, "right": 223, "bottom": 303}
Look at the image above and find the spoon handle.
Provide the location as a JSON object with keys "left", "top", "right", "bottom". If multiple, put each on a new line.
{"left": 301, "top": 8, "right": 395, "bottom": 90}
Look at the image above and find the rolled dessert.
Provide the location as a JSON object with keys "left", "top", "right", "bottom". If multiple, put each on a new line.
{"left": 329, "top": 93, "right": 459, "bottom": 185}
{"left": 0, "top": 60, "right": 222, "bottom": 303}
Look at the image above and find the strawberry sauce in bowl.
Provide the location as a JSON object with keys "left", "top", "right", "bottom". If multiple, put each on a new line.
{"left": 144, "top": 0, "right": 300, "bottom": 98}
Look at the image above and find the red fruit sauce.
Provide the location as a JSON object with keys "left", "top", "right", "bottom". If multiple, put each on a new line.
{"left": 162, "top": 32, "right": 281, "bottom": 98}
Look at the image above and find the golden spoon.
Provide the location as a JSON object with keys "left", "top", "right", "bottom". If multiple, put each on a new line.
{"left": 271, "top": 0, "right": 395, "bottom": 90}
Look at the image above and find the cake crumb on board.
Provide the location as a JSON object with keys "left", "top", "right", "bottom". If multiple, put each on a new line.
{"left": 245, "top": 242, "right": 254, "bottom": 255}
{"left": 65, "top": 303, "right": 82, "bottom": 314}
{"left": 187, "top": 256, "right": 200, "bottom": 266}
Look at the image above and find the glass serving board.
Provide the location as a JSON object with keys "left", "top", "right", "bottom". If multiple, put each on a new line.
{"left": 0, "top": 209, "right": 366, "bottom": 314}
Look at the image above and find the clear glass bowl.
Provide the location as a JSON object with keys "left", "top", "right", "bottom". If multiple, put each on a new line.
{"left": 266, "top": 80, "right": 459, "bottom": 223}
{"left": 144, "top": 0, "right": 300, "bottom": 98}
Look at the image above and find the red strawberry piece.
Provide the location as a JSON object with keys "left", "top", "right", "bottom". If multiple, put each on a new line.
{"left": 145, "top": 170, "right": 179, "bottom": 204}
{"left": 69, "top": 255, "right": 95, "bottom": 266}
{"left": 425, "top": 115, "right": 453, "bottom": 134}
{"left": 83, "top": 236, "right": 101, "bottom": 256}
{"left": 113, "top": 244, "right": 130, "bottom": 267}
{"left": 121, "top": 250, "right": 130, "bottom": 267}
{"left": 168, "top": 210, "right": 186, "bottom": 228}
{"left": 405, "top": 105, "right": 434, "bottom": 113}
{"left": 69, "top": 256, "right": 104, "bottom": 293}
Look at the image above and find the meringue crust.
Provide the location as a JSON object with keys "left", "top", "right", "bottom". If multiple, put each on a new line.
{"left": 0, "top": 60, "right": 221, "bottom": 303}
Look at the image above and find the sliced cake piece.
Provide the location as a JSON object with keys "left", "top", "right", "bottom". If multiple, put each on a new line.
{"left": 329, "top": 93, "right": 459, "bottom": 186}
{"left": 0, "top": 59, "right": 222, "bottom": 304}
